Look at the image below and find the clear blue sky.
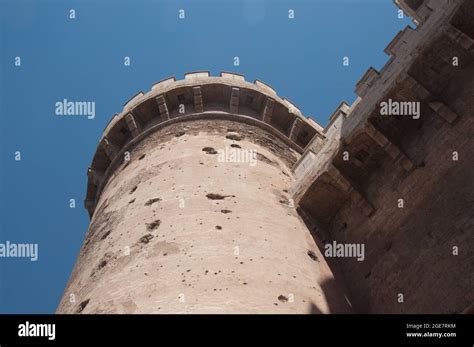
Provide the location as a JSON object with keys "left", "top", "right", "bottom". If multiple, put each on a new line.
{"left": 0, "top": 0, "right": 411, "bottom": 313}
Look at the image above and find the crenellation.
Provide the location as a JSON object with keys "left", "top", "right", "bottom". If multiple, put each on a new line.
{"left": 384, "top": 27, "right": 415, "bottom": 57}
{"left": 220, "top": 71, "right": 245, "bottom": 82}
{"left": 123, "top": 91, "right": 145, "bottom": 112}
{"left": 254, "top": 80, "right": 277, "bottom": 95}
{"left": 103, "top": 113, "right": 119, "bottom": 133}
{"left": 355, "top": 68, "right": 380, "bottom": 98}
{"left": 282, "top": 97, "right": 302, "bottom": 116}
{"left": 325, "top": 102, "right": 350, "bottom": 133}
{"left": 393, "top": 0, "right": 434, "bottom": 25}
{"left": 184, "top": 71, "right": 210, "bottom": 79}
{"left": 151, "top": 76, "right": 176, "bottom": 90}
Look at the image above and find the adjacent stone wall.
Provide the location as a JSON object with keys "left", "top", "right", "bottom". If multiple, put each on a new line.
{"left": 57, "top": 119, "right": 351, "bottom": 314}
{"left": 293, "top": 0, "right": 473, "bottom": 313}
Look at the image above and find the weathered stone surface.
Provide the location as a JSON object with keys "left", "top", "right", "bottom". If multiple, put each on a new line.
{"left": 58, "top": 119, "right": 351, "bottom": 314}
{"left": 293, "top": 0, "right": 473, "bottom": 314}
{"left": 59, "top": 0, "right": 472, "bottom": 314}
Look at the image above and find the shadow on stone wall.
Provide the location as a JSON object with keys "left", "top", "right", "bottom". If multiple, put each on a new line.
{"left": 308, "top": 278, "right": 353, "bottom": 314}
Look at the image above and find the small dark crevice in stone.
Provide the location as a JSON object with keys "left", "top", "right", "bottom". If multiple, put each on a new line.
{"left": 226, "top": 133, "right": 242, "bottom": 141}
{"left": 215, "top": 226, "right": 222, "bottom": 230}
{"left": 92, "top": 252, "right": 113, "bottom": 276}
{"left": 129, "top": 198, "right": 136, "bottom": 204}
{"left": 230, "top": 144, "right": 241, "bottom": 149}
{"left": 76, "top": 299, "right": 90, "bottom": 313}
{"left": 206, "top": 193, "right": 234, "bottom": 200}
{"left": 98, "top": 259, "right": 107, "bottom": 270}
{"left": 307, "top": 250, "right": 319, "bottom": 262}
{"left": 122, "top": 160, "right": 131, "bottom": 170}
{"left": 145, "top": 198, "right": 161, "bottom": 206}
{"left": 138, "top": 154, "right": 146, "bottom": 160}
{"left": 278, "top": 295, "right": 288, "bottom": 302}
{"left": 146, "top": 220, "right": 161, "bottom": 231}
{"left": 130, "top": 186, "right": 138, "bottom": 194}
{"left": 221, "top": 209, "right": 232, "bottom": 214}
{"left": 100, "top": 230, "right": 111, "bottom": 240}
{"left": 139, "top": 233, "right": 154, "bottom": 244}
{"left": 202, "top": 147, "right": 218, "bottom": 155}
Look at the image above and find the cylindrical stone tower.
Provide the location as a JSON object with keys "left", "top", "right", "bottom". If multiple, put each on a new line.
{"left": 57, "top": 72, "right": 352, "bottom": 314}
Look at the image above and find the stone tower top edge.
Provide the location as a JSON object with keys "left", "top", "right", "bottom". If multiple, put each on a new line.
{"left": 102, "top": 71, "right": 315, "bottom": 138}
{"left": 85, "top": 71, "right": 323, "bottom": 217}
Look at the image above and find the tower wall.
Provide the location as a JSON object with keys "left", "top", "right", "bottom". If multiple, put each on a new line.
{"left": 57, "top": 74, "right": 351, "bottom": 314}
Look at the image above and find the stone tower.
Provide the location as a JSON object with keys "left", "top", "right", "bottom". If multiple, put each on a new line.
{"left": 56, "top": 72, "right": 352, "bottom": 314}
{"left": 58, "top": 0, "right": 473, "bottom": 314}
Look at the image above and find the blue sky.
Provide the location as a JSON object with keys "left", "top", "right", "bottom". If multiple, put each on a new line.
{"left": 0, "top": 0, "right": 411, "bottom": 313}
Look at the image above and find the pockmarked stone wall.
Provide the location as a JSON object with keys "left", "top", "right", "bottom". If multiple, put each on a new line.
{"left": 57, "top": 74, "right": 351, "bottom": 314}
{"left": 58, "top": 0, "right": 473, "bottom": 314}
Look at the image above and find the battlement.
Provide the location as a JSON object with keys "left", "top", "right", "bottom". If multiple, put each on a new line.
{"left": 85, "top": 72, "right": 323, "bottom": 217}
{"left": 293, "top": 0, "right": 468, "bottom": 186}
{"left": 393, "top": 0, "right": 432, "bottom": 25}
